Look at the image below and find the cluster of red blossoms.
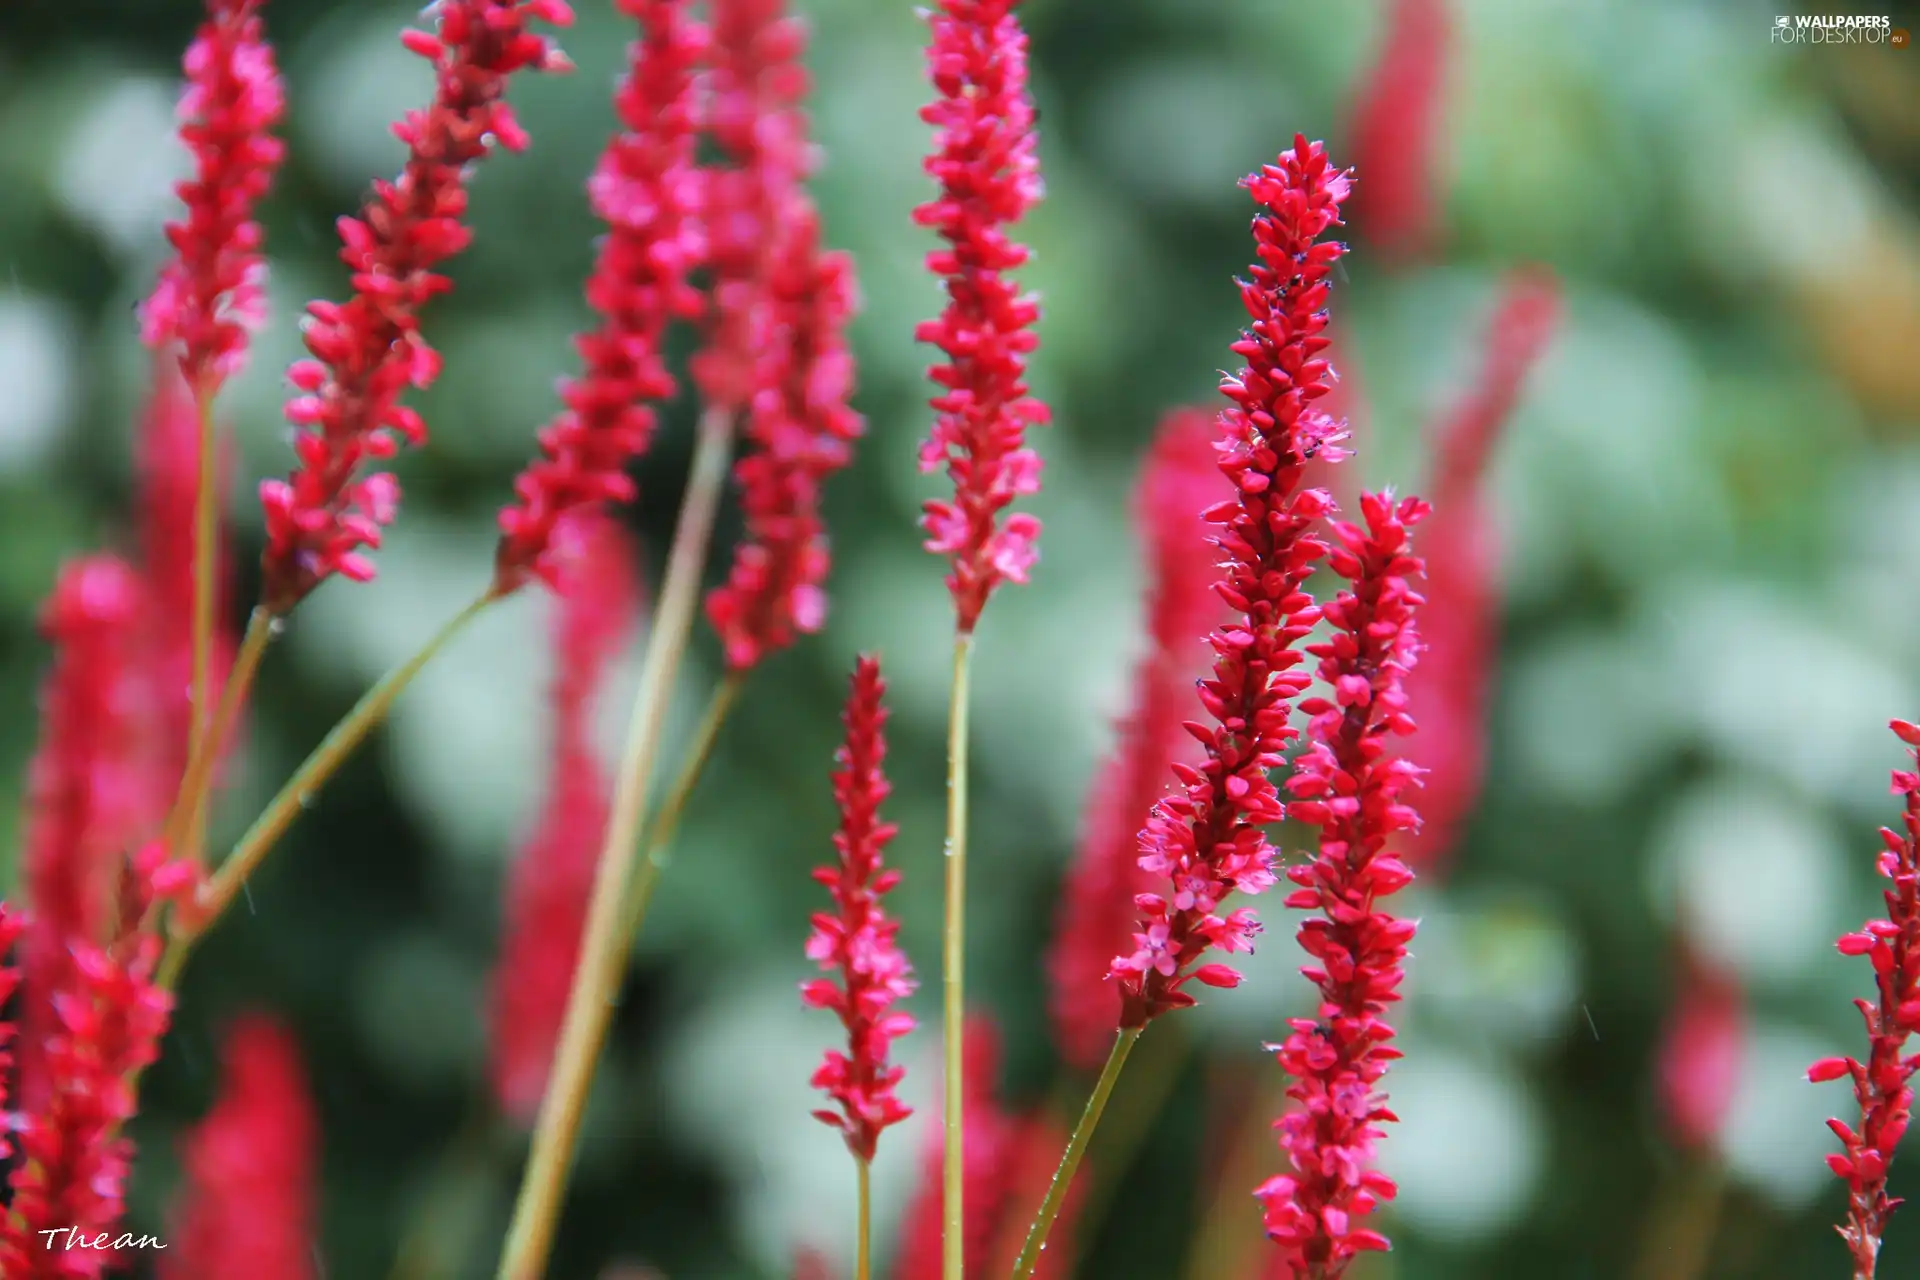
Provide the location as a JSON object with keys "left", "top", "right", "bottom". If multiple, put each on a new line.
{"left": 138, "top": 0, "right": 284, "bottom": 393}
{"left": 1811, "top": 719, "right": 1920, "bottom": 1279}
{"left": 161, "top": 1017, "right": 319, "bottom": 1280}
{"left": 915, "top": 0, "right": 1050, "bottom": 633}
{"left": 1258, "top": 491, "right": 1427, "bottom": 1275}
{"left": 47, "top": 0, "right": 1920, "bottom": 1269}
{"left": 0, "top": 840, "right": 193, "bottom": 1278}
{"left": 494, "top": 0, "right": 706, "bottom": 593}
{"left": 259, "top": 0, "right": 574, "bottom": 611}
{"left": 1111, "top": 138, "right": 1356, "bottom": 1028}
{"left": 802, "top": 656, "right": 916, "bottom": 1163}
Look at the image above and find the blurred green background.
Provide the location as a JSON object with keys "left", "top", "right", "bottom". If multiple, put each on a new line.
{"left": 3, "top": 0, "right": 1920, "bottom": 1276}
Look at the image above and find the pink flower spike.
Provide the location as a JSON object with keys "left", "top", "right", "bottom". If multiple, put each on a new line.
{"left": 0, "top": 847, "right": 194, "bottom": 1277}
{"left": 1814, "top": 721, "right": 1920, "bottom": 1278}
{"left": 1656, "top": 946, "right": 1745, "bottom": 1155}
{"left": 1048, "top": 406, "right": 1225, "bottom": 1071}
{"left": 1399, "top": 268, "right": 1559, "bottom": 870}
{"left": 1259, "top": 489, "right": 1428, "bottom": 1280}
{"left": 489, "top": 512, "right": 643, "bottom": 1123}
{"left": 915, "top": 0, "right": 1050, "bottom": 633}
{"left": 804, "top": 655, "right": 915, "bottom": 1162}
{"left": 690, "top": 0, "right": 817, "bottom": 413}
{"left": 493, "top": 0, "right": 707, "bottom": 594}
{"left": 1346, "top": 0, "right": 1451, "bottom": 261}
{"left": 259, "top": 0, "right": 573, "bottom": 613}
{"left": 161, "top": 1016, "right": 320, "bottom": 1280}
{"left": 0, "top": 906, "right": 27, "bottom": 1160}
{"left": 16, "top": 557, "right": 150, "bottom": 1115}
{"left": 1112, "top": 138, "right": 1353, "bottom": 1032}
{"left": 141, "top": 0, "right": 287, "bottom": 392}
{"left": 704, "top": 208, "right": 866, "bottom": 671}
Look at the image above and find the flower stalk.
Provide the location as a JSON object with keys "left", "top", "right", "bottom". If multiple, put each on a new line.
{"left": 164, "top": 605, "right": 275, "bottom": 872}
{"left": 164, "top": 591, "right": 496, "bottom": 980}
{"left": 1009, "top": 1027, "right": 1140, "bottom": 1280}
{"left": 187, "top": 386, "right": 219, "bottom": 845}
{"left": 943, "top": 630, "right": 975, "bottom": 1280}
{"left": 498, "top": 405, "right": 735, "bottom": 1280}
{"left": 623, "top": 668, "right": 746, "bottom": 941}
{"left": 856, "top": 1155, "right": 873, "bottom": 1280}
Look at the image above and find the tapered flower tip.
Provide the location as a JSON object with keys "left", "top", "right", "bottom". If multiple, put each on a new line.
{"left": 1245, "top": 133, "right": 1353, "bottom": 207}
{"left": 1894, "top": 719, "right": 1920, "bottom": 747}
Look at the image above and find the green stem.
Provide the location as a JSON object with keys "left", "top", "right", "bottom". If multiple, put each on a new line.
{"left": 497, "top": 406, "right": 735, "bottom": 1280}
{"left": 942, "top": 630, "right": 975, "bottom": 1280}
{"left": 1072, "top": 1017, "right": 1189, "bottom": 1242}
{"left": 164, "top": 606, "right": 275, "bottom": 868}
{"left": 172, "top": 591, "right": 495, "bottom": 956}
{"left": 856, "top": 1155, "right": 873, "bottom": 1280}
{"left": 1009, "top": 1027, "right": 1142, "bottom": 1280}
{"left": 188, "top": 382, "right": 218, "bottom": 833}
{"left": 621, "top": 669, "right": 746, "bottom": 943}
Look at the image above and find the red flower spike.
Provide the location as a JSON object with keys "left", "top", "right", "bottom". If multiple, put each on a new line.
{"left": 1257, "top": 489, "right": 1428, "bottom": 1279}
{"left": 1812, "top": 721, "right": 1920, "bottom": 1279}
{"left": 892, "top": 1017, "right": 1081, "bottom": 1280}
{"left": 489, "top": 513, "right": 642, "bottom": 1123}
{"left": 1400, "top": 268, "right": 1559, "bottom": 870}
{"left": 16, "top": 557, "right": 150, "bottom": 1114}
{"left": 161, "top": 1016, "right": 319, "bottom": 1280}
{"left": 914, "top": 0, "right": 1050, "bottom": 633}
{"left": 141, "top": 0, "right": 286, "bottom": 392}
{"left": 690, "top": 0, "right": 816, "bottom": 413}
{"left": 0, "top": 907, "right": 27, "bottom": 1161}
{"left": 1657, "top": 946, "right": 1745, "bottom": 1155}
{"left": 1048, "top": 406, "right": 1225, "bottom": 1071}
{"left": 494, "top": 0, "right": 707, "bottom": 593}
{"left": 0, "top": 847, "right": 194, "bottom": 1278}
{"left": 258, "top": 0, "right": 573, "bottom": 613}
{"left": 704, "top": 209, "right": 865, "bottom": 670}
{"left": 802, "top": 656, "right": 915, "bottom": 1162}
{"left": 1347, "top": 0, "right": 1450, "bottom": 262}
{"left": 1111, "top": 139, "right": 1353, "bottom": 1030}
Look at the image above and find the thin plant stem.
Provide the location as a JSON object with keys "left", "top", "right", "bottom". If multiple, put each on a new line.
{"left": 187, "top": 383, "right": 218, "bottom": 830}
{"left": 165, "top": 590, "right": 497, "bottom": 980}
{"left": 1009, "top": 1026, "right": 1142, "bottom": 1280}
{"left": 942, "top": 630, "right": 975, "bottom": 1280}
{"left": 1073, "top": 1017, "right": 1190, "bottom": 1240}
{"left": 165, "top": 605, "right": 275, "bottom": 866}
{"left": 622, "top": 668, "right": 746, "bottom": 942}
{"left": 498, "top": 406, "right": 736, "bottom": 1280}
{"left": 856, "top": 1155, "right": 873, "bottom": 1280}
